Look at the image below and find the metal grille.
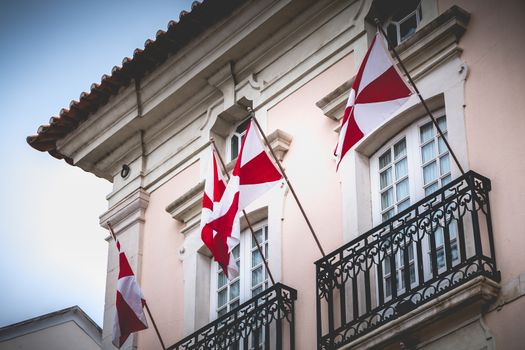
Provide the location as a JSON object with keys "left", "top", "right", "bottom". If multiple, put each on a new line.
{"left": 315, "top": 171, "right": 500, "bottom": 349}
{"left": 171, "top": 283, "right": 297, "bottom": 350}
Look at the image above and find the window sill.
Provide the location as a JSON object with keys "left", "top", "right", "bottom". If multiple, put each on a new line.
{"left": 341, "top": 276, "right": 499, "bottom": 350}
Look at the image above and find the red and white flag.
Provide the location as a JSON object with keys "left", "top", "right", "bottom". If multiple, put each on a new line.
{"left": 112, "top": 239, "right": 148, "bottom": 348}
{"left": 200, "top": 150, "right": 227, "bottom": 264}
{"left": 335, "top": 32, "right": 412, "bottom": 169}
{"left": 210, "top": 120, "right": 282, "bottom": 279}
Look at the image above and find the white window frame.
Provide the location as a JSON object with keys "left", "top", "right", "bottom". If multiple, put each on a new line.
{"left": 370, "top": 109, "right": 462, "bottom": 298}
{"left": 227, "top": 119, "right": 250, "bottom": 162}
{"left": 209, "top": 220, "right": 269, "bottom": 320}
{"left": 384, "top": 1, "right": 423, "bottom": 46}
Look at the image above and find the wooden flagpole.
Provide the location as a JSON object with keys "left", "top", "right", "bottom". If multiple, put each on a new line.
{"left": 209, "top": 139, "right": 277, "bottom": 286}
{"left": 374, "top": 19, "right": 465, "bottom": 175}
{"left": 106, "top": 222, "right": 167, "bottom": 350}
{"left": 249, "top": 110, "right": 326, "bottom": 257}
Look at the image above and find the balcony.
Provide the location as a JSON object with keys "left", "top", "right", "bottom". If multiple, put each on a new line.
{"left": 315, "top": 171, "right": 500, "bottom": 349}
{"left": 170, "top": 283, "right": 297, "bottom": 350}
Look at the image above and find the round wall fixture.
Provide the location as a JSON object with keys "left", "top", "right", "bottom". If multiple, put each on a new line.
{"left": 120, "top": 164, "right": 130, "bottom": 178}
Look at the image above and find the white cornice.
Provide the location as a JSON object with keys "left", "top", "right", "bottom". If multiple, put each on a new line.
{"left": 99, "top": 188, "right": 150, "bottom": 234}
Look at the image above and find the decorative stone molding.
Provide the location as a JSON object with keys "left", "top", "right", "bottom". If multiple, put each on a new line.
{"left": 267, "top": 128, "right": 293, "bottom": 162}
{"left": 165, "top": 181, "right": 204, "bottom": 236}
{"left": 99, "top": 188, "right": 150, "bottom": 234}
{"left": 316, "top": 6, "right": 470, "bottom": 125}
{"left": 315, "top": 78, "right": 354, "bottom": 122}
{"left": 342, "top": 276, "right": 500, "bottom": 350}
{"left": 395, "top": 5, "right": 470, "bottom": 80}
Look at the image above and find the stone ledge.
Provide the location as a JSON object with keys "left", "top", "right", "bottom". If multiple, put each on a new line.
{"left": 165, "top": 181, "right": 204, "bottom": 236}
{"left": 99, "top": 188, "right": 150, "bottom": 235}
{"left": 316, "top": 6, "right": 470, "bottom": 124}
{"left": 315, "top": 78, "right": 353, "bottom": 122}
{"left": 342, "top": 276, "right": 500, "bottom": 350}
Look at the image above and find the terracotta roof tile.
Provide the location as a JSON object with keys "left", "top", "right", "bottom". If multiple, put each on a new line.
{"left": 28, "top": 0, "right": 247, "bottom": 163}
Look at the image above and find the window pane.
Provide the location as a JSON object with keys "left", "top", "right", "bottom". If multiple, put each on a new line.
{"left": 451, "top": 243, "right": 459, "bottom": 262}
{"left": 398, "top": 199, "right": 410, "bottom": 212}
{"left": 218, "top": 307, "right": 227, "bottom": 317}
{"left": 382, "top": 209, "right": 395, "bottom": 222}
{"left": 252, "top": 266, "right": 263, "bottom": 287}
{"left": 230, "top": 280, "right": 240, "bottom": 300}
{"left": 387, "top": 23, "right": 398, "bottom": 47}
{"left": 218, "top": 271, "right": 227, "bottom": 289}
{"left": 231, "top": 300, "right": 239, "bottom": 309}
{"left": 379, "top": 150, "right": 391, "bottom": 169}
{"left": 236, "top": 119, "right": 250, "bottom": 134}
{"left": 425, "top": 182, "right": 439, "bottom": 196}
{"left": 380, "top": 168, "right": 392, "bottom": 189}
{"left": 408, "top": 245, "right": 414, "bottom": 260}
{"left": 410, "top": 263, "right": 416, "bottom": 283}
{"left": 381, "top": 188, "right": 394, "bottom": 210}
{"left": 232, "top": 245, "right": 240, "bottom": 259}
{"left": 435, "top": 228, "right": 444, "bottom": 246}
{"left": 420, "top": 122, "right": 434, "bottom": 143}
{"left": 438, "top": 134, "right": 448, "bottom": 154}
{"left": 441, "top": 174, "right": 451, "bottom": 186}
{"left": 385, "top": 276, "right": 392, "bottom": 297}
{"left": 218, "top": 289, "right": 227, "bottom": 307}
{"left": 449, "top": 222, "right": 458, "bottom": 238}
{"left": 437, "top": 116, "right": 447, "bottom": 132}
{"left": 440, "top": 154, "right": 450, "bottom": 175}
{"left": 436, "top": 248, "right": 445, "bottom": 269}
{"left": 423, "top": 161, "right": 437, "bottom": 185}
{"left": 252, "top": 250, "right": 262, "bottom": 267}
{"left": 252, "top": 229, "right": 263, "bottom": 248}
{"left": 384, "top": 260, "right": 391, "bottom": 275}
{"left": 395, "top": 158, "right": 408, "bottom": 180}
{"left": 396, "top": 178, "right": 409, "bottom": 201}
{"left": 230, "top": 136, "right": 239, "bottom": 160}
{"left": 399, "top": 13, "right": 417, "bottom": 42}
{"left": 252, "top": 285, "right": 263, "bottom": 296}
{"left": 421, "top": 142, "right": 435, "bottom": 164}
{"left": 394, "top": 139, "right": 407, "bottom": 160}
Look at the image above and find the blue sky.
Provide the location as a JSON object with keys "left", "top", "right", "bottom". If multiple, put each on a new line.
{"left": 0, "top": 0, "right": 193, "bottom": 327}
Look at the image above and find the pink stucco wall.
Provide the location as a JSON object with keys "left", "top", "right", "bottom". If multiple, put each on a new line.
{"left": 267, "top": 52, "right": 355, "bottom": 348}
{"left": 438, "top": 0, "right": 525, "bottom": 347}
{"left": 137, "top": 162, "right": 200, "bottom": 348}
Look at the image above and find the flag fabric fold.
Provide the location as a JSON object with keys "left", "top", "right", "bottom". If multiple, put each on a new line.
{"left": 200, "top": 150, "right": 227, "bottom": 254}
{"left": 334, "top": 31, "right": 413, "bottom": 169}
{"left": 208, "top": 120, "right": 282, "bottom": 279}
{"left": 112, "top": 240, "right": 148, "bottom": 348}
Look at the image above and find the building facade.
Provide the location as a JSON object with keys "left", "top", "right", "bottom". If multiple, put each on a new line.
{"left": 28, "top": 0, "right": 525, "bottom": 349}
{"left": 0, "top": 306, "right": 102, "bottom": 350}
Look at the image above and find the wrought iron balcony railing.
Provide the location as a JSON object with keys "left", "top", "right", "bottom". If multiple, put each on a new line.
{"left": 169, "top": 283, "right": 297, "bottom": 350}
{"left": 315, "top": 171, "right": 500, "bottom": 349}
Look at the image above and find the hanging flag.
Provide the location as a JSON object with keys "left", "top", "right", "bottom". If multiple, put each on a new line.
{"left": 112, "top": 239, "right": 148, "bottom": 348}
{"left": 200, "top": 149, "right": 227, "bottom": 263}
{"left": 334, "top": 31, "right": 412, "bottom": 169}
{"left": 210, "top": 120, "right": 282, "bottom": 279}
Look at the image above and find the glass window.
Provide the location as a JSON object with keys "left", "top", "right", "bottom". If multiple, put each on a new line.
{"left": 371, "top": 113, "right": 461, "bottom": 300}
{"left": 385, "top": 0, "right": 423, "bottom": 46}
{"left": 229, "top": 119, "right": 250, "bottom": 161}
{"left": 419, "top": 116, "right": 451, "bottom": 196}
{"left": 378, "top": 139, "right": 410, "bottom": 221}
{"left": 213, "top": 222, "right": 269, "bottom": 318}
